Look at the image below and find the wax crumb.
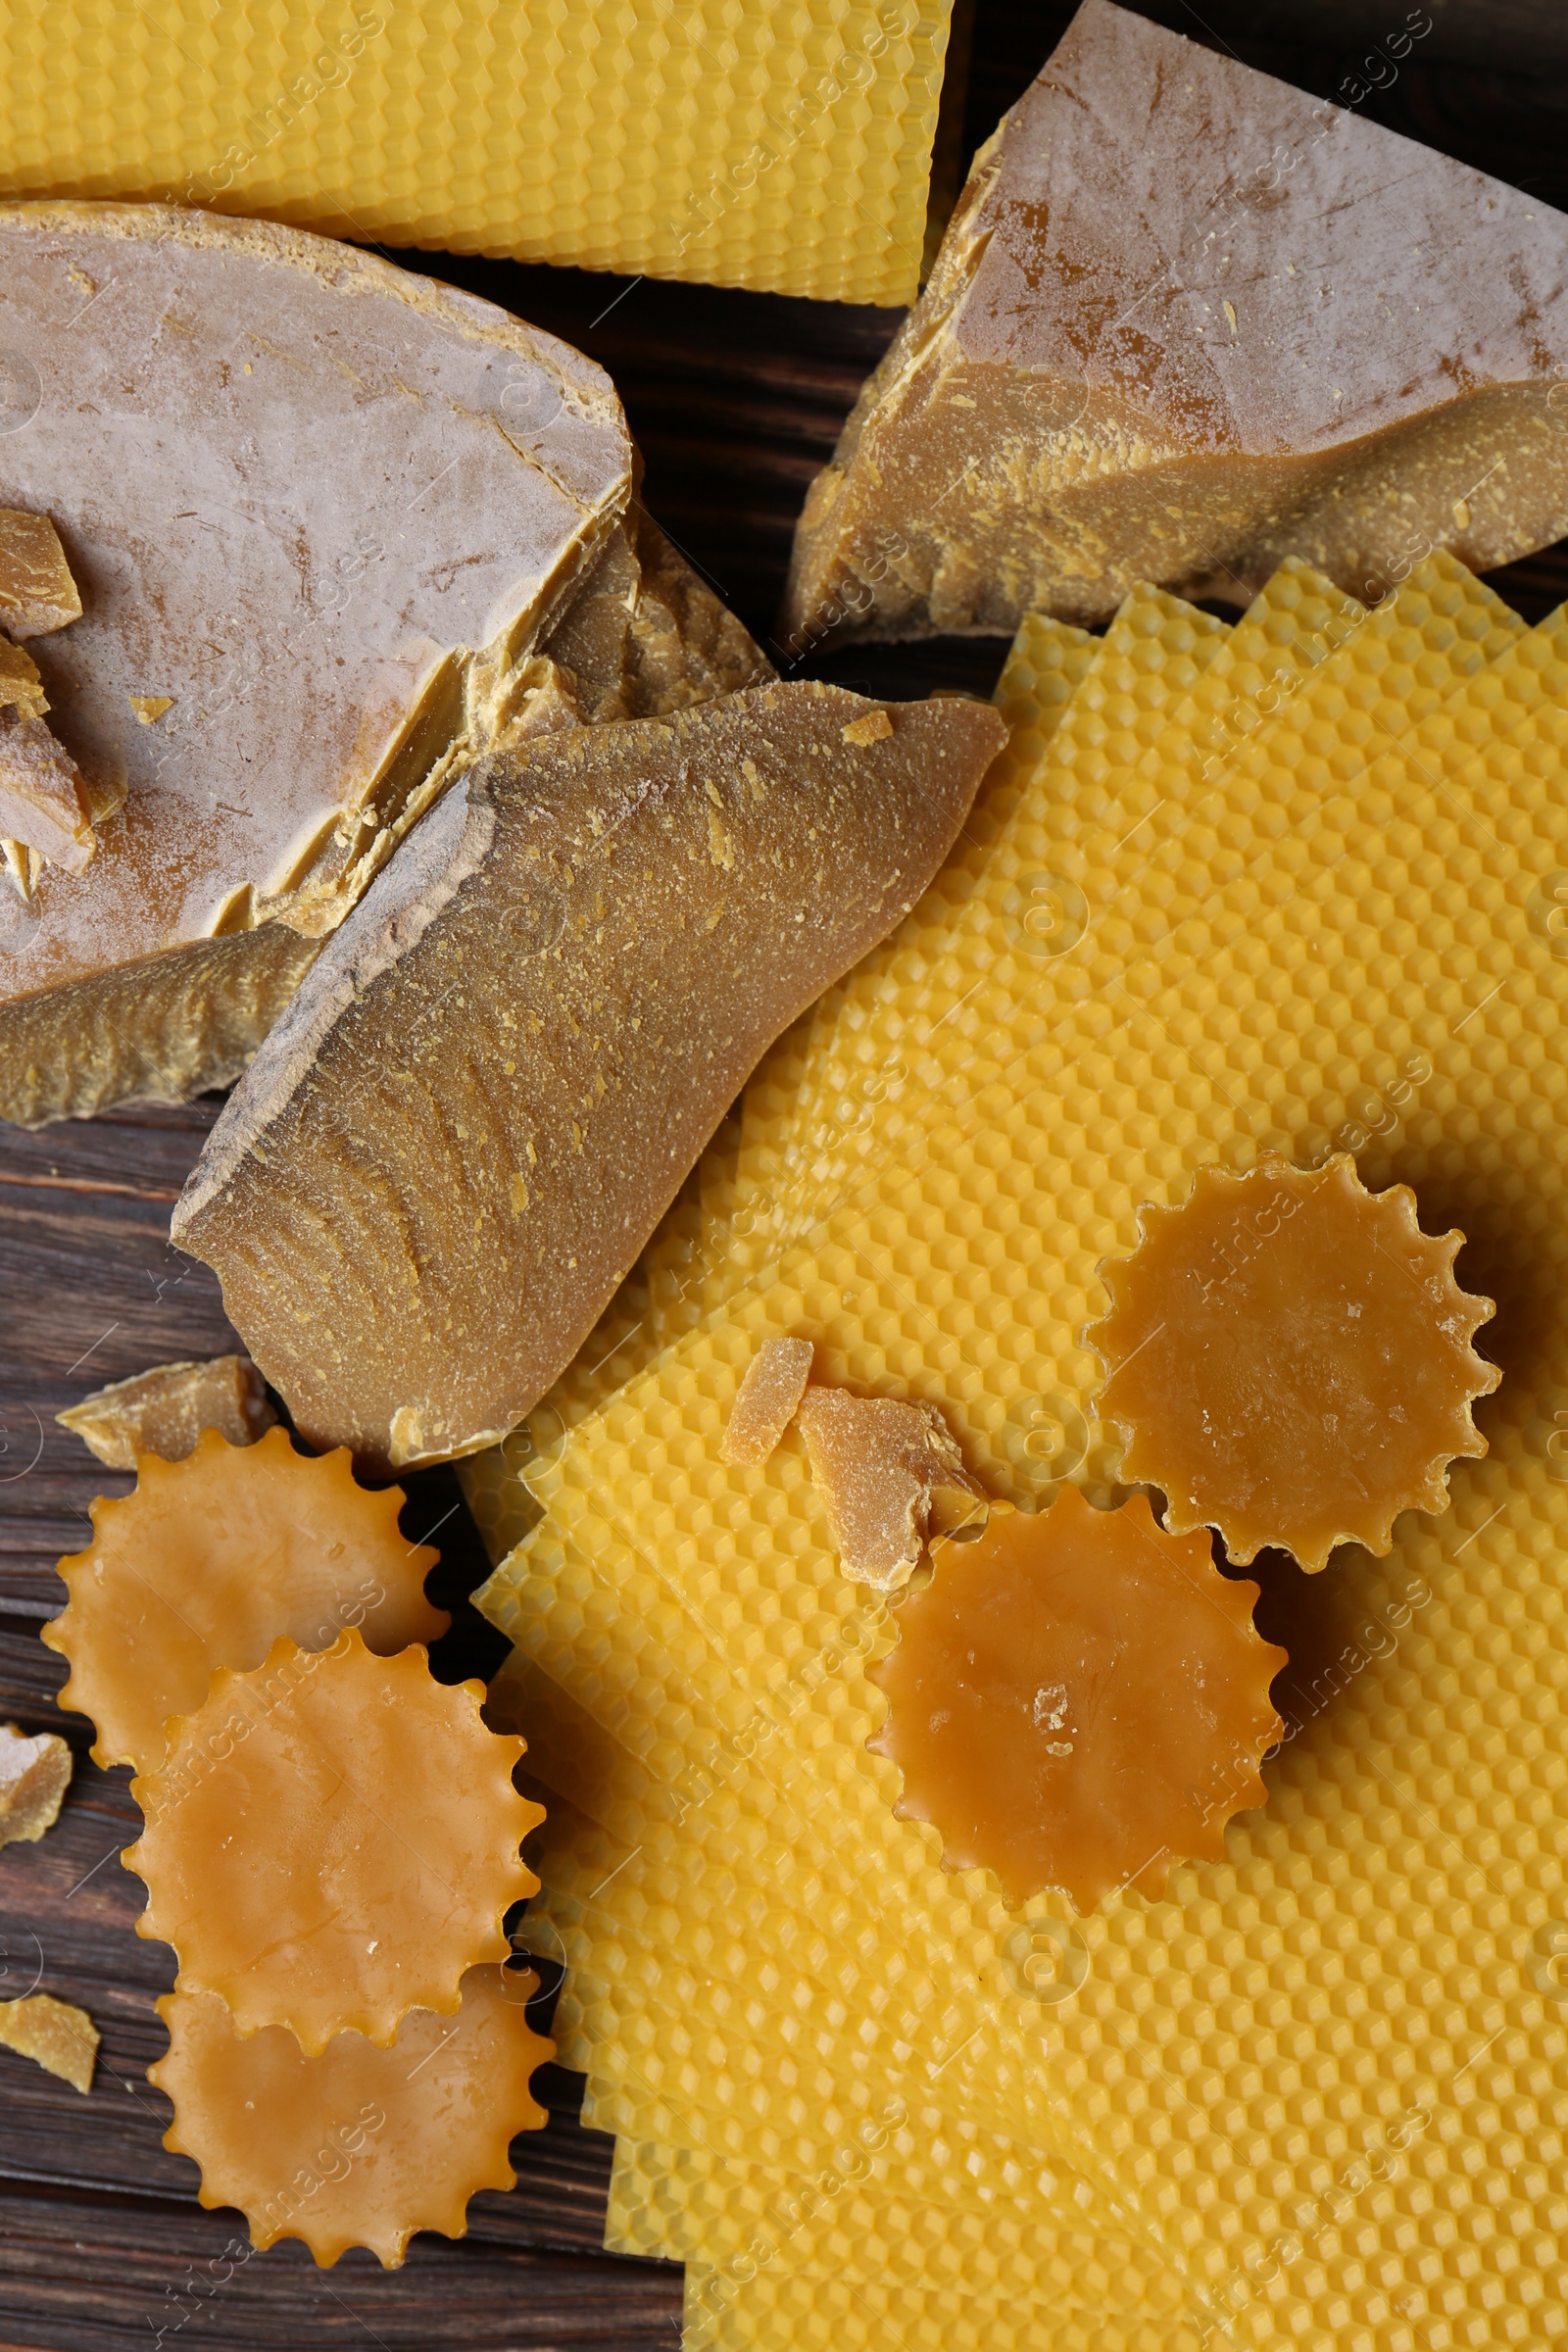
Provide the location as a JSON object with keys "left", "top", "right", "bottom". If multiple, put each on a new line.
{"left": 842, "top": 709, "right": 894, "bottom": 746}
{"left": 721, "top": 1337, "right": 813, "bottom": 1465}
{"left": 57, "top": 1354, "right": 275, "bottom": 1470}
{"left": 0, "top": 1992, "right": 98, "bottom": 2093}
{"left": 0, "top": 1721, "right": 73, "bottom": 1845}
{"left": 796, "top": 1387, "right": 985, "bottom": 1589}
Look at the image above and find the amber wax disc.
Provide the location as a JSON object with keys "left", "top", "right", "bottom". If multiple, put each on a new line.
{"left": 151, "top": 1969, "right": 552, "bottom": 2268}
{"left": 868, "top": 1486, "right": 1285, "bottom": 1912}
{"left": 125, "top": 1631, "right": 540, "bottom": 2052}
{"left": 1091, "top": 1154, "right": 1500, "bottom": 1573}
{"left": 45, "top": 1425, "right": 448, "bottom": 1775}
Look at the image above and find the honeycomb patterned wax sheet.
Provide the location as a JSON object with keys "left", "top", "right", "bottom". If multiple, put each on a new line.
{"left": 720, "top": 616, "right": 1102, "bottom": 1255}
{"left": 680, "top": 2258, "right": 1207, "bottom": 2352}
{"left": 759, "top": 550, "right": 1526, "bottom": 1270}
{"left": 0, "top": 0, "right": 952, "bottom": 303}
{"left": 504, "top": 1638, "right": 1106, "bottom": 2184}
{"left": 483, "top": 563, "right": 1568, "bottom": 2347}
{"left": 484, "top": 1485, "right": 1147, "bottom": 2182}
{"left": 595, "top": 2074, "right": 1094, "bottom": 2232}
{"left": 605, "top": 2131, "right": 1180, "bottom": 2307}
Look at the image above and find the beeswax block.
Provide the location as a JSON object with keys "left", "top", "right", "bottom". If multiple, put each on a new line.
{"left": 783, "top": 0, "right": 1568, "bottom": 646}
{"left": 0, "top": 201, "right": 632, "bottom": 1126}
{"left": 47, "top": 1425, "right": 446, "bottom": 1774}
{"left": 0, "top": 0, "right": 953, "bottom": 306}
{"left": 153, "top": 1970, "right": 552, "bottom": 2267}
{"left": 174, "top": 685, "right": 1007, "bottom": 1471}
{"left": 125, "top": 1631, "right": 538, "bottom": 2051}
{"left": 56, "top": 1352, "right": 274, "bottom": 1470}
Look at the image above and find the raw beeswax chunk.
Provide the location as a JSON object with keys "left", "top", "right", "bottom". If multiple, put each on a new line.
{"left": 152, "top": 1971, "right": 552, "bottom": 2268}
{"left": 0, "top": 703, "right": 94, "bottom": 872}
{"left": 172, "top": 684, "right": 1007, "bottom": 1472}
{"left": 795, "top": 1388, "right": 985, "bottom": 1589}
{"left": 0, "top": 1992, "right": 97, "bottom": 2092}
{"left": 1091, "top": 1155, "right": 1499, "bottom": 1572}
{"left": 719, "top": 1338, "right": 814, "bottom": 1465}
{"left": 46, "top": 1426, "right": 446, "bottom": 1774}
{"left": 783, "top": 0, "right": 1568, "bottom": 647}
{"left": 126, "top": 1632, "right": 540, "bottom": 2053}
{"left": 57, "top": 1352, "right": 275, "bottom": 1470}
{"left": 0, "top": 201, "right": 633, "bottom": 1126}
{"left": 0, "top": 1721, "right": 72, "bottom": 1845}
{"left": 868, "top": 1486, "right": 1286, "bottom": 1910}
{"left": 0, "top": 509, "right": 81, "bottom": 640}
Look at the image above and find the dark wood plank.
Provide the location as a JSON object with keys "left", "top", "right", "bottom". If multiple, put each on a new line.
{"left": 0, "top": 1105, "right": 239, "bottom": 1622}
{"left": 0, "top": 2182, "right": 680, "bottom": 2352}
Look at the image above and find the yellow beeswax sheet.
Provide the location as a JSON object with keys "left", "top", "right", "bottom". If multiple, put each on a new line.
{"left": 605, "top": 2131, "right": 1172, "bottom": 2302}
{"left": 680, "top": 2260, "right": 1205, "bottom": 2352}
{"left": 481, "top": 559, "right": 1568, "bottom": 2348}
{"left": 0, "top": 0, "right": 951, "bottom": 303}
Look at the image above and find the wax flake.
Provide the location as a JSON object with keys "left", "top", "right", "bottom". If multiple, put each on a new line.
{"left": 56, "top": 1352, "right": 275, "bottom": 1471}
{"left": 0, "top": 1992, "right": 97, "bottom": 2092}
{"left": 719, "top": 1337, "right": 813, "bottom": 1465}
{"left": 0, "top": 1721, "right": 72, "bottom": 1845}
{"left": 795, "top": 1388, "right": 986, "bottom": 1588}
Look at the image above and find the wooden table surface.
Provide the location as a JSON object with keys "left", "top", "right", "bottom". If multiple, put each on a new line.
{"left": 4, "top": 5, "right": 1568, "bottom": 2345}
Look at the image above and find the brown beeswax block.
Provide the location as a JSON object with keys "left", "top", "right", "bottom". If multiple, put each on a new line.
{"left": 720, "top": 1337, "right": 814, "bottom": 1465}
{"left": 784, "top": 0, "right": 1568, "bottom": 648}
{"left": 868, "top": 1486, "right": 1286, "bottom": 1911}
{"left": 0, "top": 1721, "right": 73, "bottom": 1845}
{"left": 1091, "top": 1154, "right": 1499, "bottom": 1572}
{"left": 172, "top": 684, "right": 1006, "bottom": 1472}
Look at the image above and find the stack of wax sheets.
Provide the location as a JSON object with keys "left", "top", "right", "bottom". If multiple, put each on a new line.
{"left": 458, "top": 550, "right": 1568, "bottom": 2351}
